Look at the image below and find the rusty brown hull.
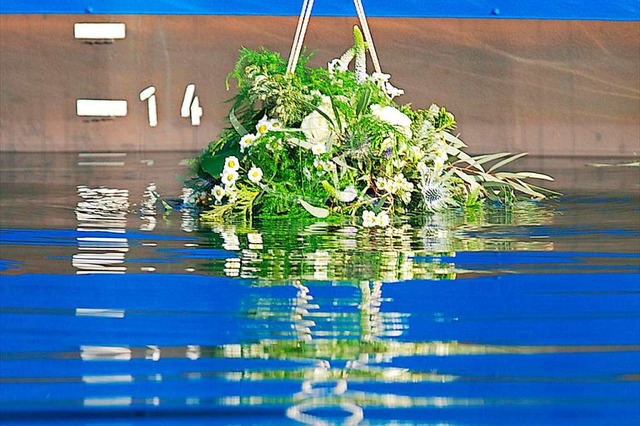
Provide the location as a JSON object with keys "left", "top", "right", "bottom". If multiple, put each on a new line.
{"left": 1, "top": 15, "right": 638, "bottom": 155}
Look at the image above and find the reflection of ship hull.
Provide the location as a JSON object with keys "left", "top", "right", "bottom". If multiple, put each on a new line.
{"left": 0, "top": 14, "right": 638, "bottom": 155}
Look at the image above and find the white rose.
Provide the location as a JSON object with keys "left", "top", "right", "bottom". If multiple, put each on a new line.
{"left": 300, "top": 95, "right": 335, "bottom": 146}
{"left": 370, "top": 104, "right": 412, "bottom": 138}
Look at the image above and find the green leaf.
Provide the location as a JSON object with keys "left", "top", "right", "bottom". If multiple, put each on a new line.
{"left": 471, "top": 152, "right": 513, "bottom": 165}
{"left": 453, "top": 169, "right": 479, "bottom": 186}
{"left": 443, "top": 132, "right": 467, "bottom": 148}
{"left": 200, "top": 145, "right": 242, "bottom": 178}
{"left": 356, "top": 87, "right": 372, "bottom": 117}
{"left": 299, "top": 198, "right": 330, "bottom": 218}
{"left": 229, "top": 108, "right": 248, "bottom": 136}
{"left": 517, "top": 172, "right": 555, "bottom": 181}
{"left": 488, "top": 152, "right": 528, "bottom": 173}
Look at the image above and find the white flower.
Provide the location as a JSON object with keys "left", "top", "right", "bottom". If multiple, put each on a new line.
{"left": 370, "top": 104, "right": 412, "bottom": 138}
{"left": 336, "top": 186, "right": 357, "bottom": 203}
{"left": 409, "top": 145, "right": 423, "bottom": 161}
{"left": 311, "top": 143, "right": 327, "bottom": 156}
{"left": 221, "top": 168, "right": 239, "bottom": 187}
{"left": 239, "top": 133, "right": 257, "bottom": 152}
{"left": 212, "top": 185, "right": 225, "bottom": 202}
{"left": 247, "top": 166, "right": 263, "bottom": 184}
{"left": 267, "top": 118, "right": 282, "bottom": 131}
{"left": 392, "top": 158, "right": 406, "bottom": 169}
{"left": 255, "top": 115, "right": 271, "bottom": 135}
{"left": 370, "top": 73, "right": 405, "bottom": 99}
{"left": 384, "top": 82, "right": 404, "bottom": 99}
{"left": 417, "top": 161, "right": 429, "bottom": 177}
{"left": 224, "top": 156, "right": 240, "bottom": 171}
{"left": 375, "top": 211, "right": 390, "bottom": 228}
{"left": 226, "top": 186, "right": 238, "bottom": 203}
{"left": 370, "top": 72, "right": 391, "bottom": 84}
{"left": 300, "top": 95, "right": 335, "bottom": 145}
{"left": 362, "top": 210, "right": 376, "bottom": 228}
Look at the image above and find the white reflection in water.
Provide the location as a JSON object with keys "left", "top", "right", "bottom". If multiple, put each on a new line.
{"left": 75, "top": 308, "right": 125, "bottom": 318}
{"left": 83, "top": 397, "right": 132, "bottom": 407}
{"left": 82, "top": 375, "right": 133, "bottom": 384}
{"left": 139, "top": 183, "right": 158, "bottom": 231}
{"left": 73, "top": 186, "right": 129, "bottom": 274}
{"left": 80, "top": 345, "right": 131, "bottom": 361}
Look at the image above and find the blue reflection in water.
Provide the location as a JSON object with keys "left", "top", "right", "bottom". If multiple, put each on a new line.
{"left": 0, "top": 177, "right": 639, "bottom": 425}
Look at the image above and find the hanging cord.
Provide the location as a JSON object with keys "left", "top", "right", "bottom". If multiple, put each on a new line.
{"left": 287, "top": 0, "right": 315, "bottom": 75}
{"left": 287, "top": 0, "right": 382, "bottom": 75}
{"left": 353, "top": 0, "right": 381, "bottom": 74}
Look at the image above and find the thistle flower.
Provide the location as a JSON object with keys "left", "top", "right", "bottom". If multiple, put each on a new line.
{"left": 247, "top": 166, "right": 263, "bottom": 184}
{"left": 224, "top": 156, "right": 240, "bottom": 171}
{"left": 421, "top": 179, "right": 448, "bottom": 211}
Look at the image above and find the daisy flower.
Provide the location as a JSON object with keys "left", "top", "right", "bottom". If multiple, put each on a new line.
{"left": 222, "top": 168, "right": 239, "bottom": 187}
{"left": 256, "top": 115, "right": 270, "bottom": 135}
{"left": 212, "top": 185, "right": 225, "bottom": 202}
{"left": 267, "top": 118, "right": 282, "bottom": 131}
{"left": 247, "top": 166, "right": 263, "bottom": 184}
{"left": 224, "top": 156, "right": 240, "bottom": 171}
{"left": 239, "top": 133, "right": 257, "bottom": 152}
{"left": 311, "top": 143, "right": 327, "bottom": 156}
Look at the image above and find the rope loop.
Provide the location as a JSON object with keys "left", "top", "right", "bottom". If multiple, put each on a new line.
{"left": 286, "top": 0, "right": 381, "bottom": 75}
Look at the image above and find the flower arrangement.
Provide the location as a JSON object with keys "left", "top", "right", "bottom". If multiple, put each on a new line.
{"left": 187, "top": 27, "right": 556, "bottom": 225}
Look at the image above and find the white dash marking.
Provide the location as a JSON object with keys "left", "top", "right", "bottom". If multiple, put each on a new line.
{"left": 76, "top": 99, "right": 127, "bottom": 117}
{"left": 74, "top": 23, "right": 126, "bottom": 40}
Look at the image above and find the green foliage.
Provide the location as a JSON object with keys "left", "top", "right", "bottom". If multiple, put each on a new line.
{"left": 187, "top": 27, "right": 557, "bottom": 226}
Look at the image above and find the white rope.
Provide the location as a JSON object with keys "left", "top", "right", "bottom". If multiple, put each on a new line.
{"left": 353, "top": 0, "right": 381, "bottom": 74}
{"left": 287, "top": 0, "right": 382, "bottom": 75}
{"left": 287, "top": 0, "right": 315, "bottom": 75}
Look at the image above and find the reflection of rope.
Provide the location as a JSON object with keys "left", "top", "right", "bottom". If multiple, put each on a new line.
{"left": 287, "top": 0, "right": 382, "bottom": 75}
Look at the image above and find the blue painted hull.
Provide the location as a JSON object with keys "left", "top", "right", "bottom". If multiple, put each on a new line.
{"left": 2, "top": 0, "right": 639, "bottom": 21}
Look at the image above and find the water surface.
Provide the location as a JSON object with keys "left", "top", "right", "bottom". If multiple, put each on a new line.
{"left": 1, "top": 153, "right": 639, "bottom": 425}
